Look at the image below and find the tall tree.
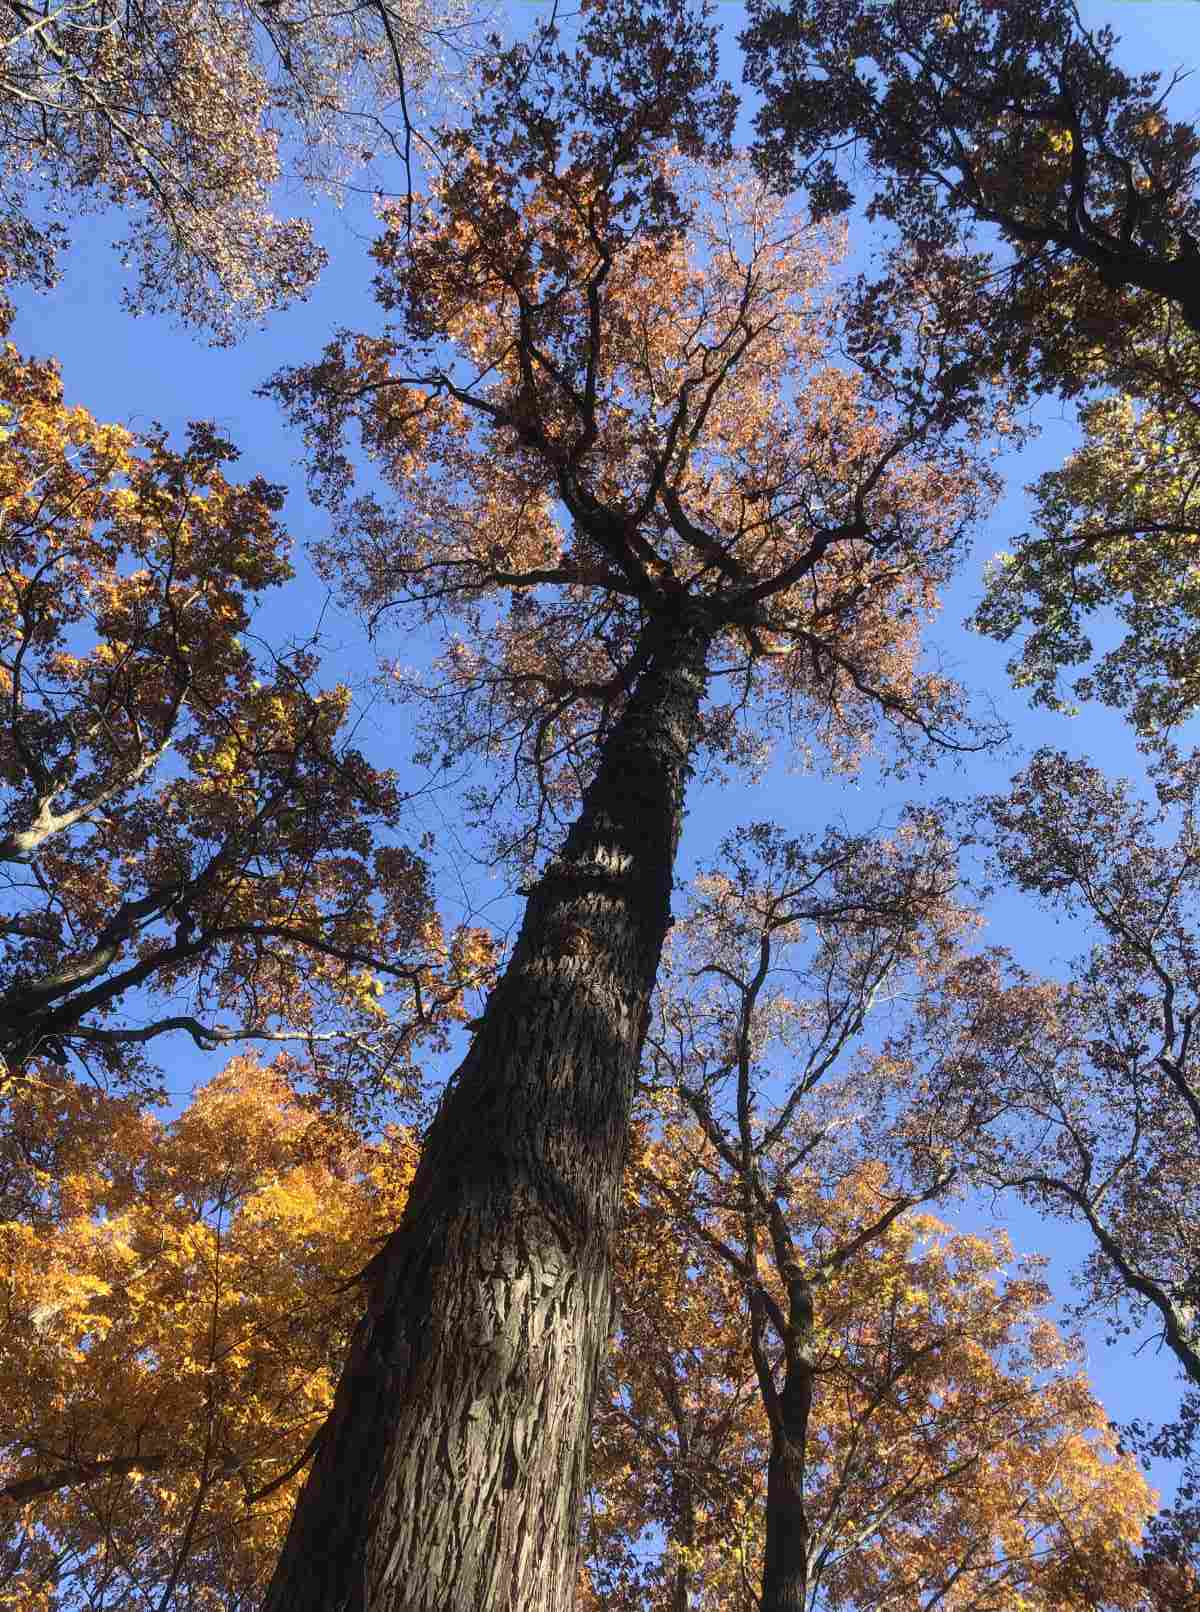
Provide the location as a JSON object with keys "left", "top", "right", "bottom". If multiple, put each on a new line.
{"left": 919, "top": 747, "right": 1200, "bottom": 1397}
{"left": 0, "top": 330, "right": 485, "bottom": 1117}
{"left": 261, "top": 2, "right": 1004, "bottom": 1604}
{"left": 631, "top": 815, "right": 972, "bottom": 1612}
{"left": 0, "top": 0, "right": 471, "bottom": 337}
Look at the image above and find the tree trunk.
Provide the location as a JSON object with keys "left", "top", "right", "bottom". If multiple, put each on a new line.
{"left": 761, "top": 1277, "right": 815, "bottom": 1612}
{"left": 760, "top": 1390, "right": 810, "bottom": 1612}
{"left": 263, "top": 604, "right": 712, "bottom": 1612}
{"left": 671, "top": 1464, "right": 695, "bottom": 1612}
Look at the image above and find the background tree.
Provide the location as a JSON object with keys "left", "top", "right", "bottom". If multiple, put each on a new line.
{"left": 631, "top": 815, "right": 972, "bottom": 1612}
{"left": 259, "top": 0, "right": 1006, "bottom": 1603}
{"left": 586, "top": 1138, "right": 1154, "bottom": 1612}
{"left": 973, "top": 311, "right": 1200, "bottom": 736}
{"left": 906, "top": 744, "right": 1200, "bottom": 1586}
{"left": 0, "top": 0, "right": 473, "bottom": 338}
{"left": 922, "top": 747, "right": 1200, "bottom": 1397}
{"left": 742, "top": 0, "right": 1200, "bottom": 396}
{"left": 0, "top": 329, "right": 490, "bottom": 1119}
{"left": 740, "top": 0, "right": 1200, "bottom": 738}
{"left": 0, "top": 1053, "right": 419, "bottom": 1610}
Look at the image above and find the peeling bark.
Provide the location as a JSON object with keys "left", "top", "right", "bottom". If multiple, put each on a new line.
{"left": 263, "top": 604, "right": 713, "bottom": 1612}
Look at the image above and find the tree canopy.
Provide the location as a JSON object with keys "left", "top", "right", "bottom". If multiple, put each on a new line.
{"left": 743, "top": 0, "right": 1200, "bottom": 392}
{"left": 269, "top": 21, "right": 1005, "bottom": 861}
{"left": 0, "top": 1054, "right": 417, "bottom": 1608}
{"left": 742, "top": 0, "right": 1200, "bottom": 739}
{"left": 2, "top": 0, "right": 1199, "bottom": 1607}
{"left": 0, "top": 0, "right": 473, "bottom": 337}
{"left": 0, "top": 325, "right": 493, "bottom": 1118}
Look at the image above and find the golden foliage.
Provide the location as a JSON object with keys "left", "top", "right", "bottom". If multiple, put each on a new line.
{"left": 0, "top": 1054, "right": 418, "bottom": 1609}
{"left": 0, "top": 331, "right": 493, "bottom": 1114}
{"left": 587, "top": 1136, "right": 1156, "bottom": 1612}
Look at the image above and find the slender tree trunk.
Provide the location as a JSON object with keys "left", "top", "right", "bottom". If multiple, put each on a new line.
{"left": 671, "top": 1541, "right": 692, "bottom": 1612}
{"left": 761, "top": 1276, "right": 815, "bottom": 1612}
{"left": 263, "top": 604, "right": 712, "bottom": 1612}
{"left": 760, "top": 1380, "right": 811, "bottom": 1612}
{"left": 671, "top": 1460, "right": 695, "bottom": 1612}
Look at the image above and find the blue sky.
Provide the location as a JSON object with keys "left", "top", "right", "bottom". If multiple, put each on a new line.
{"left": 8, "top": 0, "right": 1200, "bottom": 1522}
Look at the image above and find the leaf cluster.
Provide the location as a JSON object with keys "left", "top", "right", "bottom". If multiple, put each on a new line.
{"left": 0, "top": 332, "right": 495, "bottom": 1118}
{"left": 0, "top": 0, "right": 473, "bottom": 337}
{"left": 0, "top": 1053, "right": 418, "bottom": 1609}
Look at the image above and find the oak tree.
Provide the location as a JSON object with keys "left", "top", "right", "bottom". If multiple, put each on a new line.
{"left": 920, "top": 747, "right": 1200, "bottom": 1399}
{"left": 742, "top": 0, "right": 1200, "bottom": 397}
{"left": 631, "top": 815, "right": 972, "bottom": 1612}
{"left": 587, "top": 1137, "right": 1155, "bottom": 1612}
{"left": 259, "top": 1, "right": 1006, "bottom": 1604}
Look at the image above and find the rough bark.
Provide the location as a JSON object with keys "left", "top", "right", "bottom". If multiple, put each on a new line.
{"left": 671, "top": 1455, "right": 696, "bottom": 1612}
{"left": 761, "top": 1271, "right": 815, "bottom": 1612}
{"left": 262, "top": 603, "right": 713, "bottom": 1612}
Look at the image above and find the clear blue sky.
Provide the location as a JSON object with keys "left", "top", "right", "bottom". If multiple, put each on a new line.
{"left": 8, "top": 0, "right": 1199, "bottom": 1518}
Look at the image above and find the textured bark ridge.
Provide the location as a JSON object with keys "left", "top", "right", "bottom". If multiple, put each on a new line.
{"left": 671, "top": 1468, "right": 697, "bottom": 1612}
{"left": 761, "top": 1268, "right": 816, "bottom": 1612}
{"left": 263, "top": 605, "right": 712, "bottom": 1612}
{"left": 761, "top": 1375, "right": 812, "bottom": 1612}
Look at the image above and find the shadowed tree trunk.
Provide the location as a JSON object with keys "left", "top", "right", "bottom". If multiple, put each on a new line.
{"left": 761, "top": 1266, "right": 816, "bottom": 1612}
{"left": 672, "top": 1478, "right": 695, "bottom": 1612}
{"left": 263, "top": 603, "right": 714, "bottom": 1612}
{"left": 671, "top": 1421, "right": 697, "bottom": 1612}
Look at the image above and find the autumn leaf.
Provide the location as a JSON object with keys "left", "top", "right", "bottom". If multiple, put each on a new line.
{"left": 0, "top": 1054, "right": 420, "bottom": 1610}
{"left": 0, "top": 0, "right": 472, "bottom": 338}
{"left": 0, "top": 330, "right": 487, "bottom": 1120}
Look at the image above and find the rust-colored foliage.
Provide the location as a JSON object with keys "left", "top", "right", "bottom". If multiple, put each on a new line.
{"left": 743, "top": 0, "right": 1200, "bottom": 738}
{"left": 268, "top": 0, "right": 1007, "bottom": 873}
{"left": 0, "top": 0, "right": 469, "bottom": 338}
